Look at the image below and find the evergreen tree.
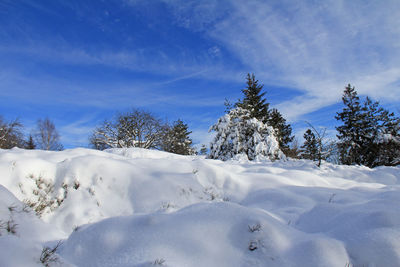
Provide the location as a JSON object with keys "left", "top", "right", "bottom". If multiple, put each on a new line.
{"left": 209, "top": 107, "right": 283, "bottom": 161}
{"left": 359, "top": 97, "right": 382, "bottom": 166}
{"left": 335, "top": 84, "right": 364, "bottom": 165}
{"left": 267, "top": 108, "right": 294, "bottom": 152}
{"left": 161, "top": 120, "right": 195, "bottom": 155}
{"left": 26, "top": 135, "right": 36, "bottom": 150}
{"left": 335, "top": 84, "right": 400, "bottom": 167}
{"left": 301, "top": 129, "right": 318, "bottom": 161}
{"left": 371, "top": 104, "right": 400, "bottom": 166}
{"left": 236, "top": 73, "right": 269, "bottom": 121}
{"left": 234, "top": 73, "right": 293, "bottom": 153}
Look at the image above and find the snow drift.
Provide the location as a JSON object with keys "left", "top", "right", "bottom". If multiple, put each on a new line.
{"left": 0, "top": 147, "right": 399, "bottom": 266}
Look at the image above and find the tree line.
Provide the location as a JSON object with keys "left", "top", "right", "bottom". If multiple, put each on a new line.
{"left": 208, "top": 74, "right": 399, "bottom": 167}
{"left": 2, "top": 75, "right": 399, "bottom": 168}
{"left": 0, "top": 117, "right": 63, "bottom": 151}
{"left": 89, "top": 110, "right": 195, "bottom": 155}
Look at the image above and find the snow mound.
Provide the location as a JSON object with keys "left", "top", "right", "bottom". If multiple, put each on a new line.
{"left": 0, "top": 185, "right": 67, "bottom": 266}
{"left": 60, "top": 202, "right": 349, "bottom": 267}
{"left": 0, "top": 147, "right": 399, "bottom": 266}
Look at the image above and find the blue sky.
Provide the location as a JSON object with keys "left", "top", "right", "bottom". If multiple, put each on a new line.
{"left": 1, "top": 0, "right": 399, "bottom": 149}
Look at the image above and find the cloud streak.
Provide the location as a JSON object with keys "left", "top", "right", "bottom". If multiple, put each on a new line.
{"left": 164, "top": 0, "right": 400, "bottom": 119}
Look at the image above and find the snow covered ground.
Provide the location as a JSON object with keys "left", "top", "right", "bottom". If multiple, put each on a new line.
{"left": 0, "top": 147, "right": 399, "bottom": 266}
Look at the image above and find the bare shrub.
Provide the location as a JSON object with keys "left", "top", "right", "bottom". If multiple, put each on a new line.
{"left": 40, "top": 241, "right": 62, "bottom": 267}
{"left": 248, "top": 223, "right": 262, "bottom": 233}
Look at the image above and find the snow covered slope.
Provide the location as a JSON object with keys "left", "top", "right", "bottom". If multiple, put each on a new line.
{"left": 0, "top": 147, "right": 399, "bottom": 266}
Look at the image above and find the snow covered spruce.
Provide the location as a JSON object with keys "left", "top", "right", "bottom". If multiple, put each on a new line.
{"left": 209, "top": 107, "right": 284, "bottom": 161}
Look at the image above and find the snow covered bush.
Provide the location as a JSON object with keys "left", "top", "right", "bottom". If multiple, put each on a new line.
{"left": 209, "top": 107, "right": 284, "bottom": 161}
{"left": 21, "top": 174, "right": 67, "bottom": 217}
{"left": 39, "top": 241, "right": 62, "bottom": 267}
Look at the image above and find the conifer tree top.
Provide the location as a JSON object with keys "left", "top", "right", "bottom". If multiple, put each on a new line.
{"left": 236, "top": 73, "right": 269, "bottom": 121}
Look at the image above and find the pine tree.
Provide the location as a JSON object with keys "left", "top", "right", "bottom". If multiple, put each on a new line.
{"left": 161, "top": 120, "right": 194, "bottom": 155}
{"left": 267, "top": 108, "right": 294, "bottom": 152}
{"left": 235, "top": 74, "right": 293, "bottom": 154}
{"left": 26, "top": 135, "right": 36, "bottom": 149}
{"left": 209, "top": 107, "right": 283, "bottom": 161}
{"left": 236, "top": 73, "right": 269, "bottom": 121}
{"left": 335, "top": 84, "right": 400, "bottom": 167}
{"left": 335, "top": 84, "right": 364, "bottom": 165}
{"left": 359, "top": 97, "right": 381, "bottom": 166}
{"left": 371, "top": 105, "right": 400, "bottom": 166}
{"left": 301, "top": 129, "right": 318, "bottom": 161}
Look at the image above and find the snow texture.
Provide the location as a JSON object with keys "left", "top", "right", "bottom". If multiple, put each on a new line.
{"left": 0, "top": 147, "right": 399, "bottom": 266}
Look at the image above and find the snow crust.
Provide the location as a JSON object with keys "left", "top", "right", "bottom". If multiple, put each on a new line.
{"left": 0, "top": 147, "right": 399, "bottom": 266}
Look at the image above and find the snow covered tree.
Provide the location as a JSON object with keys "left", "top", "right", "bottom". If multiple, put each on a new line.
{"left": 161, "top": 119, "right": 195, "bottom": 155}
{"left": 209, "top": 107, "right": 283, "bottom": 161}
{"left": 0, "top": 116, "right": 25, "bottom": 149}
{"left": 301, "top": 129, "right": 318, "bottom": 161}
{"left": 235, "top": 74, "right": 293, "bottom": 154}
{"left": 90, "top": 109, "right": 164, "bottom": 150}
{"left": 34, "top": 118, "right": 63, "bottom": 151}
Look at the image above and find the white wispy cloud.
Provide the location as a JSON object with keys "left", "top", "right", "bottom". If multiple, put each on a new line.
{"left": 164, "top": 0, "right": 400, "bottom": 119}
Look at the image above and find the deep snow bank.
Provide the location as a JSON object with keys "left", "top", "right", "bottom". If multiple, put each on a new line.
{"left": 0, "top": 147, "right": 399, "bottom": 266}
{"left": 0, "top": 185, "right": 67, "bottom": 266}
{"left": 60, "top": 202, "right": 350, "bottom": 267}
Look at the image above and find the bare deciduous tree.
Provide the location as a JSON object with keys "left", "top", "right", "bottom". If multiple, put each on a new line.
{"left": 34, "top": 118, "right": 63, "bottom": 151}
{"left": 0, "top": 116, "right": 25, "bottom": 149}
{"left": 302, "top": 122, "right": 332, "bottom": 167}
{"left": 90, "top": 109, "right": 164, "bottom": 150}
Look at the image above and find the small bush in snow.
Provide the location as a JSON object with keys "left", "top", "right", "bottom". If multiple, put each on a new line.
{"left": 248, "top": 223, "right": 262, "bottom": 233}
{"left": 153, "top": 258, "right": 165, "bottom": 265}
{"left": 222, "top": 196, "right": 230, "bottom": 202}
{"left": 0, "top": 218, "right": 18, "bottom": 235}
{"left": 40, "top": 241, "right": 62, "bottom": 267}
{"left": 22, "top": 174, "right": 67, "bottom": 217}
{"left": 328, "top": 193, "right": 336, "bottom": 203}
{"left": 73, "top": 180, "right": 80, "bottom": 190}
{"left": 160, "top": 202, "right": 176, "bottom": 211}
{"left": 6, "top": 219, "right": 17, "bottom": 234}
{"left": 8, "top": 204, "right": 17, "bottom": 213}
{"left": 203, "top": 187, "right": 220, "bottom": 201}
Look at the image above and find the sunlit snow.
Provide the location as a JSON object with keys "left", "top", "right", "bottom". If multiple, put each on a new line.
{"left": 0, "top": 147, "right": 399, "bottom": 266}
